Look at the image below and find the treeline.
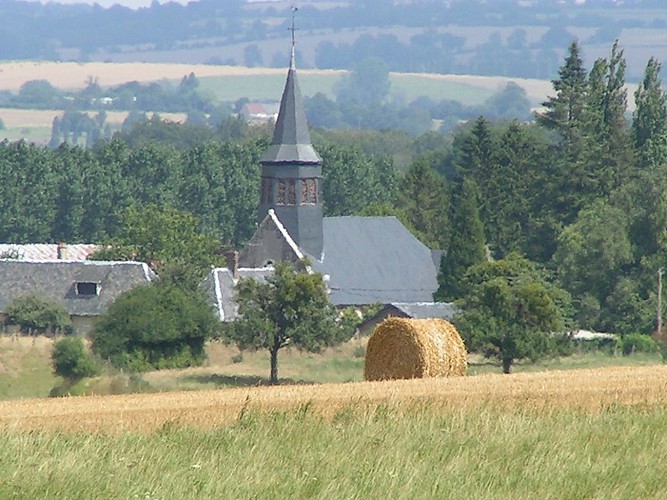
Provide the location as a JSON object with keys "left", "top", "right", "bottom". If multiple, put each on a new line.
{"left": 4, "top": 39, "right": 667, "bottom": 338}
{"left": 436, "top": 41, "right": 667, "bottom": 335}
{"left": 0, "top": 74, "right": 224, "bottom": 117}
{"left": 0, "top": 122, "right": 400, "bottom": 248}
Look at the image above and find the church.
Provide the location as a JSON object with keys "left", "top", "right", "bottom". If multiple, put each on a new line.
{"left": 209, "top": 39, "right": 441, "bottom": 316}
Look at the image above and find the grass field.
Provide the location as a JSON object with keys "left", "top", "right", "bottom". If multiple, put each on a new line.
{"left": 2, "top": 336, "right": 667, "bottom": 497}
{"left": 2, "top": 365, "right": 667, "bottom": 497}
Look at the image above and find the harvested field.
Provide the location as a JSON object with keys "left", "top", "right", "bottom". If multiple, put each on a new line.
{"left": 2, "top": 364, "right": 667, "bottom": 434}
{"left": 0, "top": 108, "right": 186, "bottom": 129}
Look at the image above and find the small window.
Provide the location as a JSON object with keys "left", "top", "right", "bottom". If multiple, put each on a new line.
{"left": 277, "top": 180, "right": 286, "bottom": 204}
{"left": 76, "top": 282, "right": 99, "bottom": 296}
{"left": 287, "top": 180, "right": 296, "bottom": 205}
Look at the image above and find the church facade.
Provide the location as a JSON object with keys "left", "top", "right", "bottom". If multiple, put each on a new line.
{"left": 233, "top": 44, "right": 440, "bottom": 308}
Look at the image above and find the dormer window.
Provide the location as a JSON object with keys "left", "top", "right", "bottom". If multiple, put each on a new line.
{"left": 76, "top": 282, "right": 99, "bottom": 296}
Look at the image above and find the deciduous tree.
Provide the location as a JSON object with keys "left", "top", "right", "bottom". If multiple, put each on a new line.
{"left": 224, "top": 262, "right": 354, "bottom": 384}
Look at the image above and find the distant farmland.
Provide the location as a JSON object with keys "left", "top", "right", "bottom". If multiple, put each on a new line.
{"left": 0, "top": 61, "right": 554, "bottom": 105}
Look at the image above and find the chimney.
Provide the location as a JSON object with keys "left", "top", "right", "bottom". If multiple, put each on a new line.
{"left": 57, "top": 242, "right": 67, "bottom": 260}
{"left": 226, "top": 250, "right": 239, "bottom": 279}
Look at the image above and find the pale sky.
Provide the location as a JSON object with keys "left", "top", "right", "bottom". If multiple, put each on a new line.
{"left": 24, "top": 0, "right": 194, "bottom": 8}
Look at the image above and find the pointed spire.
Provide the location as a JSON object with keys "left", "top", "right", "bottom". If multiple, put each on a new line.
{"left": 261, "top": 7, "right": 321, "bottom": 165}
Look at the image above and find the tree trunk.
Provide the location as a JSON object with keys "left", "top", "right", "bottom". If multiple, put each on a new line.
{"left": 502, "top": 356, "right": 513, "bottom": 374}
{"left": 269, "top": 345, "right": 279, "bottom": 385}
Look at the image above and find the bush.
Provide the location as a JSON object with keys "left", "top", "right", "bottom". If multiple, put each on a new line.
{"left": 5, "top": 295, "right": 72, "bottom": 334}
{"left": 52, "top": 337, "right": 100, "bottom": 380}
{"left": 91, "top": 283, "right": 220, "bottom": 372}
{"left": 620, "top": 334, "right": 659, "bottom": 356}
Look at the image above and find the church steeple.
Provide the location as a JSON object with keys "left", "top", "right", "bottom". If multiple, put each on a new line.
{"left": 257, "top": 7, "right": 324, "bottom": 259}
{"left": 260, "top": 10, "right": 320, "bottom": 165}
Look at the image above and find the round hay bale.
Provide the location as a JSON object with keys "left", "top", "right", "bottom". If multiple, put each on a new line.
{"left": 364, "top": 317, "right": 467, "bottom": 381}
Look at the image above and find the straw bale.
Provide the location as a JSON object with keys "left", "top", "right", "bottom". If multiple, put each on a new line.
{"left": 364, "top": 317, "right": 467, "bottom": 381}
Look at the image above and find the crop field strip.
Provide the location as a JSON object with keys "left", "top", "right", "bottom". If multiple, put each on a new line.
{"left": 1, "top": 365, "right": 666, "bottom": 434}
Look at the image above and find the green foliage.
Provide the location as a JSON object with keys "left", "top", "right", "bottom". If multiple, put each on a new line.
{"left": 319, "top": 143, "right": 398, "bottom": 216}
{"left": 457, "top": 253, "right": 571, "bottom": 373}
{"left": 91, "top": 283, "right": 219, "bottom": 372}
{"left": 335, "top": 57, "right": 391, "bottom": 106}
{"left": 397, "top": 158, "right": 448, "bottom": 248}
{"left": 436, "top": 178, "right": 486, "bottom": 301}
{"left": 224, "top": 262, "right": 355, "bottom": 384}
{"left": 5, "top": 295, "right": 72, "bottom": 335}
{"left": 52, "top": 337, "right": 99, "bottom": 380}
{"left": 620, "top": 334, "right": 659, "bottom": 356}
{"left": 633, "top": 57, "right": 667, "bottom": 169}
{"left": 90, "top": 204, "right": 223, "bottom": 291}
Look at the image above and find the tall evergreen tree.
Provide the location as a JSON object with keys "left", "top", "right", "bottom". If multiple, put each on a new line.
{"left": 633, "top": 57, "right": 667, "bottom": 169}
{"left": 436, "top": 178, "right": 486, "bottom": 301}
{"left": 397, "top": 158, "right": 448, "bottom": 249}
{"left": 537, "top": 40, "right": 588, "bottom": 155}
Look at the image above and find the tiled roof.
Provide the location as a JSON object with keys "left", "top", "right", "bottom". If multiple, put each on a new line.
{"left": 0, "top": 260, "right": 155, "bottom": 316}
{"left": 0, "top": 244, "right": 98, "bottom": 261}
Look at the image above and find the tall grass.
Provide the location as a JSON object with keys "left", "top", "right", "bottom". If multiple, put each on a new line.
{"left": 2, "top": 401, "right": 667, "bottom": 498}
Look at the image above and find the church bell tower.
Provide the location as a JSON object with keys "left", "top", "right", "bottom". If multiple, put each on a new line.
{"left": 257, "top": 11, "right": 323, "bottom": 260}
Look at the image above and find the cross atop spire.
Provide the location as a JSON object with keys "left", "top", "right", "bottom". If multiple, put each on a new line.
{"left": 288, "top": 6, "right": 298, "bottom": 69}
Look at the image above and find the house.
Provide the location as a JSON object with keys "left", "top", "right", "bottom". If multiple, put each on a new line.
{"left": 0, "top": 259, "right": 156, "bottom": 334}
{"left": 0, "top": 243, "right": 98, "bottom": 260}
{"left": 239, "top": 102, "right": 279, "bottom": 123}
{"left": 203, "top": 266, "right": 274, "bottom": 321}
{"left": 357, "top": 302, "right": 458, "bottom": 337}
{"left": 228, "top": 41, "right": 441, "bottom": 308}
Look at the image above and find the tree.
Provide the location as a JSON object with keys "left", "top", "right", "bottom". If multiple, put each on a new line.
{"left": 335, "top": 56, "right": 390, "bottom": 106}
{"left": 536, "top": 40, "right": 588, "bottom": 153}
{"left": 319, "top": 143, "right": 398, "bottom": 217}
{"left": 483, "top": 82, "right": 531, "bottom": 121}
{"left": 224, "top": 262, "right": 355, "bottom": 384}
{"left": 52, "top": 337, "right": 99, "bottom": 381}
{"left": 5, "top": 295, "right": 72, "bottom": 335}
{"left": 397, "top": 158, "right": 449, "bottom": 249}
{"left": 633, "top": 57, "right": 667, "bottom": 169}
{"left": 89, "top": 204, "right": 223, "bottom": 291}
{"left": 436, "top": 179, "right": 486, "bottom": 301}
{"left": 457, "top": 253, "right": 571, "bottom": 374}
{"left": 553, "top": 200, "right": 633, "bottom": 330}
{"left": 91, "top": 282, "right": 219, "bottom": 371}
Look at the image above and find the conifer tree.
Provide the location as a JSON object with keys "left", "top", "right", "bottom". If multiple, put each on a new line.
{"left": 398, "top": 158, "right": 449, "bottom": 249}
{"left": 436, "top": 178, "right": 486, "bottom": 302}
{"left": 633, "top": 57, "right": 667, "bottom": 169}
{"left": 537, "top": 40, "right": 588, "bottom": 155}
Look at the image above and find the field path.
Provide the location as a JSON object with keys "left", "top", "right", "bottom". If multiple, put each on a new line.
{"left": 1, "top": 364, "right": 665, "bottom": 433}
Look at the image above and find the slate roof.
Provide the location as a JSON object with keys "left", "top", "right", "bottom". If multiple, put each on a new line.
{"left": 386, "top": 302, "right": 457, "bottom": 319}
{"left": 0, "top": 260, "right": 156, "bottom": 317}
{"left": 357, "top": 301, "right": 458, "bottom": 335}
{"left": 0, "top": 244, "right": 98, "bottom": 261}
{"left": 260, "top": 47, "right": 321, "bottom": 165}
{"left": 311, "top": 216, "right": 439, "bottom": 305}
{"left": 204, "top": 267, "right": 274, "bottom": 321}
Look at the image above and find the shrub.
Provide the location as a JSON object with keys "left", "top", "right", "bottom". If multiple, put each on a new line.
{"left": 5, "top": 295, "right": 72, "bottom": 334}
{"left": 52, "top": 337, "right": 100, "bottom": 380}
{"left": 621, "top": 333, "right": 659, "bottom": 356}
{"left": 91, "top": 283, "right": 220, "bottom": 372}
